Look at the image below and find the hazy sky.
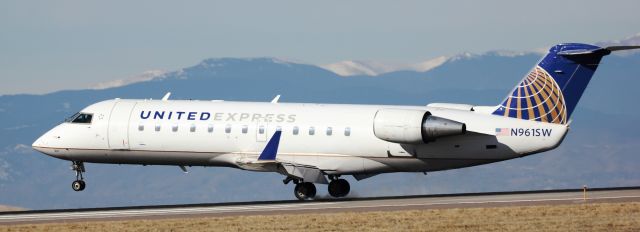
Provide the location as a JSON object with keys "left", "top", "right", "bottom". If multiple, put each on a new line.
{"left": 1, "top": 0, "right": 639, "bottom": 95}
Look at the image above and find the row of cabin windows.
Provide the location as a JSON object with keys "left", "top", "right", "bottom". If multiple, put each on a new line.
{"left": 138, "top": 124, "right": 352, "bottom": 136}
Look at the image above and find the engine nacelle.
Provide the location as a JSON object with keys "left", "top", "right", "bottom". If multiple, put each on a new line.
{"left": 373, "top": 109, "right": 466, "bottom": 144}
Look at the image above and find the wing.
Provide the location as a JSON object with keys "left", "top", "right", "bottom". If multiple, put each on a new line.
{"left": 234, "top": 130, "right": 329, "bottom": 184}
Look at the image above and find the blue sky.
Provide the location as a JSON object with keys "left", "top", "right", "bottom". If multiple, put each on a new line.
{"left": 1, "top": 0, "right": 639, "bottom": 95}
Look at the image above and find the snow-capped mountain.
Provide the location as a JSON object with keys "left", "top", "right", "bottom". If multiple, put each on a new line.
{"left": 319, "top": 33, "right": 640, "bottom": 77}
{"left": 320, "top": 56, "right": 449, "bottom": 76}
{"left": 596, "top": 32, "right": 640, "bottom": 47}
{"left": 319, "top": 51, "right": 533, "bottom": 77}
{"left": 92, "top": 70, "right": 168, "bottom": 90}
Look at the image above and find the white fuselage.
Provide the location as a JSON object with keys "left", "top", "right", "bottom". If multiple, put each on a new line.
{"left": 33, "top": 99, "right": 568, "bottom": 176}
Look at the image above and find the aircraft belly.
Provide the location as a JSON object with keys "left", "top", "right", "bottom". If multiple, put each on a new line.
{"left": 53, "top": 148, "right": 235, "bottom": 167}
{"left": 405, "top": 133, "right": 518, "bottom": 160}
{"left": 369, "top": 157, "right": 502, "bottom": 172}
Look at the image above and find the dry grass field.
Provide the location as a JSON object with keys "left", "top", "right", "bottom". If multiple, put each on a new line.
{"left": 1, "top": 202, "right": 639, "bottom": 232}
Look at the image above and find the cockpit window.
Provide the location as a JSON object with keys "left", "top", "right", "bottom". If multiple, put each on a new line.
{"left": 66, "top": 112, "right": 93, "bottom": 124}
{"left": 65, "top": 112, "right": 80, "bottom": 122}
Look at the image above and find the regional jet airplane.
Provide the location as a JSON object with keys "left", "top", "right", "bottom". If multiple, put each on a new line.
{"left": 32, "top": 44, "right": 639, "bottom": 200}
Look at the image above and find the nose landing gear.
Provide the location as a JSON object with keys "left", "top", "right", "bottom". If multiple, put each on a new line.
{"left": 72, "top": 180, "right": 85, "bottom": 191}
{"left": 71, "top": 161, "right": 86, "bottom": 191}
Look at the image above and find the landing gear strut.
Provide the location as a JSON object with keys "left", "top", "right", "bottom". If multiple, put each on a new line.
{"left": 294, "top": 182, "right": 316, "bottom": 200}
{"left": 282, "top": 176, "right": 299, "bottom": 185}
{"left": 71, "top": 161, "right": 86, "bottom": 191}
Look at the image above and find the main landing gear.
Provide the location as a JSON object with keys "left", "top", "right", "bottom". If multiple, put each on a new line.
{"left": 294, "top": 182, "right": 316, "bottom": 200}
{"left": 71, "top": 161, "right": 86, "bottom": 191}
{"left": 285, "top": 175, "right": 351, "bottom": 200}
{"left": 328, "top": 179, "right": 350, "bottom": 198}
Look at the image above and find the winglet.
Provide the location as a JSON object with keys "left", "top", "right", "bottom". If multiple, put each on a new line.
{"left": 271, "top": 95, "right": 281, "bottom": 103}
{"left": 258, "top": 130, "right": 282, "bottom": 160}
{"left": 162, "top": 92, "right": 172, "bottom": 101}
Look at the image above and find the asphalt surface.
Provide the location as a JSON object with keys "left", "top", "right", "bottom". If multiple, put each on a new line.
{"left": 1, "top": 187, "right": 639, "bottom": 225}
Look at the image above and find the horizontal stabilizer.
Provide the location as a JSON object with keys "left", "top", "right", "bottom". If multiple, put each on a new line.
{"left": 605, "top": 46, "right": 640, "bottom": 52}
{"left": 557, "top": 48, "right": 606, "bottom": 56}
{"left": 558, "top": 46, "right": 640, "bottom": 57}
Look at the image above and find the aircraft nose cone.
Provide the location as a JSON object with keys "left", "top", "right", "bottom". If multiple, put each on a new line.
{"left": 32, "top": 135, "right": 47, "bottom": 153}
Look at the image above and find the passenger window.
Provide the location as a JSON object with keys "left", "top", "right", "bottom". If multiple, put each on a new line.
{"left": 326, "top": 127, "right": 332, "bottom": 136}
{"left": 344, "top": 127, "right": 351, "bottom": 136}
{"left": 172, "top": 124, "right": 178, "bottom": 132}
{"left": 70, "top": 113, "right": 93, "bottom": 124}
{"left": 208, "top": 124, "right": 214, "bottom": 133}
{"left": 225, "top": 124, "right": 232, "bottom": 133}
{"left": 138, "top": 124, "right": 144, "bottom": 131}
{"left": 242, "top": 125, "right": 248, "bottom": 134}
{"left": 293, "top": 126, "right": 299, "bottom": 135}
{"left": 259, "top": 126, "right": 265, "bottom": 134}
{"left": 155, "top": 124, "right": 161, "bottom": 132}
{"left": 309, "top": 126, "right": 315, "bottom": 135}
{"left": 190, "top": 124, "right": 196, "bottom": 132}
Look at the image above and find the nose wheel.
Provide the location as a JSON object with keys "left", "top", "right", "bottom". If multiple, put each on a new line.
{"left": 72, "top": 180, "right": 86, "bottom": 191}
{"left": 71, "top": 161, "right": 86, "bottom": 191}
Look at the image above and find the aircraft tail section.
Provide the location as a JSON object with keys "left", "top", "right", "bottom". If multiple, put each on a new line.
{"left": 492, "top": 43, "right": 639, "bottom": 124}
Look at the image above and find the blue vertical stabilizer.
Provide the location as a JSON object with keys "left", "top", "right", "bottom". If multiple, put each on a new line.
{"left": 492, "top": 43, "right": 618, "bottom": 124}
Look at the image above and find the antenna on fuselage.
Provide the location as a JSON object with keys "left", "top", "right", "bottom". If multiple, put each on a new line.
{"left": 162, "top": 92, "right": 171, "bottom": 101}
{"left": 271, "top": 95, "right": 281, "bottom": 103}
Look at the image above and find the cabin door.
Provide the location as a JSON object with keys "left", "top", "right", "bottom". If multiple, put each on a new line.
{"left": 108, "top": 101, "right": 137, "bottom": 149}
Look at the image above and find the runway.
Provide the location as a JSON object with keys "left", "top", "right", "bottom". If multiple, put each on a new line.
{"left": 1, "top": 187, "right": 639, "bottom": 225}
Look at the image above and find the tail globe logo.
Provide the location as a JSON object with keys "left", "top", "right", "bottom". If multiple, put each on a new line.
{"left": 496, "top": 66, "right": 568, "bottom": 124}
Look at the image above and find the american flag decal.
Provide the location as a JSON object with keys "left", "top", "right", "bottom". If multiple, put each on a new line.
{"left": 495, "top": 128, "right": 510, "bottom": 136}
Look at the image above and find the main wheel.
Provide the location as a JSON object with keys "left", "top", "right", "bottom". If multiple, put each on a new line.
{"left": 72, "top": 180, "right": 86, "bottom": 191}
{"left": 294, "top": 182, "right": 316, "bottom": 200}
{"left": 328, "top": 179, "right": 350, "bottom": 198}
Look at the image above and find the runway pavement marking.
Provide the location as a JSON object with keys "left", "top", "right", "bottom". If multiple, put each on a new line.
{"left": 334, "top": 195, "right": 640, "bottom": 211}
{"left": 0, "top": 202, "right": 340, "bottom": 221}
{"left": 1, "top": 194, "right": 638, "bottom": 223}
